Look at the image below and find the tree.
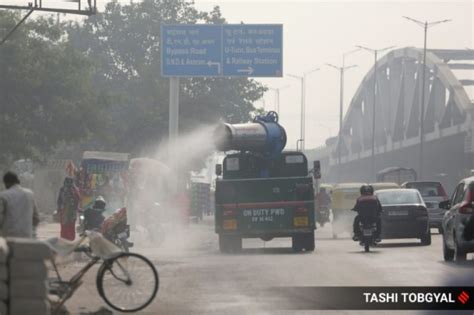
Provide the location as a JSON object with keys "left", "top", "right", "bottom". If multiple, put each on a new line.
{"left": 66, "top": 0, "right": 266, "bottom": 154}
{"left": 0, "top": 11, "right": 107, "bottom": 168}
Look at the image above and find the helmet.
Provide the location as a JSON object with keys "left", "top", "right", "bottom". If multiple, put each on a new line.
{"left": 93, "top": 196, "right": 106, "bottom": 210}
{"left": 360, "top": 185, "right": 374, "bottom": 195}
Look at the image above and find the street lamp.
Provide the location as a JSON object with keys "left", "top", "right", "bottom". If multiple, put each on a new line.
{"left": 342, "top": 48, "right": 361, "bottom": 68}
{"left": 355, "top": 45, "right": 395, "bottom": 180}
{"left": 269, "top": 85, "right": 290, "bottom": 115}
{"left": 288, "top": 66, "right": 320, "bottom": 151}
{"left": 403, "top": 16, "right": 451, "bottom": 180}
{"left": 326, "top": 62, "right": 357, "bottom": 169}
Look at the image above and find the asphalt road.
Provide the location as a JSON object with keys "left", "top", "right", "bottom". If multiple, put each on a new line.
{"left": 39, "top": 218, "right": 474, "bottom": 315}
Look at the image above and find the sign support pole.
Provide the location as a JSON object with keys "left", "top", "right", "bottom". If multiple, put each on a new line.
{"left": 169, "top": 76, "right": 179, "bottom": 192}
{"left": 169, "top": 77, "right": 180, "bottom": 144}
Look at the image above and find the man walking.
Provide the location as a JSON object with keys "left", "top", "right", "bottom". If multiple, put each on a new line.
{"left": 0, "top": 171, "right": 40, "bottom": 238}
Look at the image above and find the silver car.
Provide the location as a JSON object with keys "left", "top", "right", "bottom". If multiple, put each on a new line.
{"left": 439, "top": 178, "right": 474, "bottom": 262}
{"left": 401, "top": 181, "right": 449, "bottom": 233}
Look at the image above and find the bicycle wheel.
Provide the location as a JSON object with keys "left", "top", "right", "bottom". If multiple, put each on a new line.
{"left": 97, "top": 253, "right": 159, "bottom": 312}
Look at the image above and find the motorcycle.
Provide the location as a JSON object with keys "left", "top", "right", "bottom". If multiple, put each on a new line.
{"left": 77, "top": 207, "right": 133, "bottom": 252}
{"left": 316, "top": 206, "right": 331, "bottom": 227}
{"left": 357, "top": 221, "right": 378, "bottom": 252}
{"left": 101, "top": 207, "right": 133, "bottom": 252}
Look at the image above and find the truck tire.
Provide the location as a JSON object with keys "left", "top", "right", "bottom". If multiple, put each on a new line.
{"left": 231, "top": 237, "right": 242, "bottom": 252}
{"left": 219, "top": 235, "right": 230, "bottom": 253}
{"left": 292, "top": 233, "right": 314, "bottom": 252}
{"left": 304, "top": 231, "right": 315, "bottom": 251}
{"left": 219, "top": 235, "right": 242, "bottom": 253}
{"left": 292, "top": 235, "right": 303, "bottom": 252}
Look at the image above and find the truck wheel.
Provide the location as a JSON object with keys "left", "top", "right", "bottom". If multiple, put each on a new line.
{"left": 304, "top": 232, "right": 315, "bottom": 251}
{"left": 231, "top": 237, "right": 242, "bottom": 252}
{"left": 292, "top": 235, "right": 303, "bottom": 252}
{"left": 219, "top": 235, "right": 242, "bottom": 253}
{"left": 219, "top": 235, "right": 230, "bottom": 253}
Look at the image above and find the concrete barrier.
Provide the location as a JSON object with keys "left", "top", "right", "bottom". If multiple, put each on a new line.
{"left": 6, "top": 237, "right": 51, "bottom": 315}
{"left": 0, "top": 238, "right": 9, "bottom": 315}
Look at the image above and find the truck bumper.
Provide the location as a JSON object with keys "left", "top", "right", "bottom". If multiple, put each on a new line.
{"left": 217, "top": 228, "right": 315, "bottom": 238}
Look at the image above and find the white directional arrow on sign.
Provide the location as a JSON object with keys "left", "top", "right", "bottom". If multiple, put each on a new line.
{"left": 237, "top": 67, "right": 254, "bottom": 75}
{"left": 207, "top": 61, "right": 221, "bottom": 74}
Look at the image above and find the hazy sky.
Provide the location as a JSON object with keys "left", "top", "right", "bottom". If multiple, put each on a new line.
{"left": 193, "top": 0, "right": 473, "bottom": 149}
{"left": 3, "top": 0, "right": 473, "bottom": 149}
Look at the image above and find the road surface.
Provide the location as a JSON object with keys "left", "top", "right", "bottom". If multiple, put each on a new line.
{"left": 39, "top": 218, "right": 473, "bottom": 314}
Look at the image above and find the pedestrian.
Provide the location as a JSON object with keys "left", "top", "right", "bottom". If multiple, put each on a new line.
{"left": 0, "top": 171, "right": 40, "bottom": 238}
{"left": 57, "top": 177, "right": 80, "bottom": 240}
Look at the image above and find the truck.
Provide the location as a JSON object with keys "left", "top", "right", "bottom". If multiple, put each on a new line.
{"left": 213, "top": 111, "right": 316, "bottom": 253}
{"left": 376, "top": 167, "right": 417, "bottom": 185}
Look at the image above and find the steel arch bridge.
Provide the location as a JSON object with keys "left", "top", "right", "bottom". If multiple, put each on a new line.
{"left": 307, "top": 47, "right": 474, "bottom": 189}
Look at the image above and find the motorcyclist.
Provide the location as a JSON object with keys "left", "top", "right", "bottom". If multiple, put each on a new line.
{"left": 315, "top": 187, "right": 331, "bottom": 224}
{"left": 316, "top": 187, "right": 331, "bottom": 209}
{"left": 352, "top": 185, "right": 382, "bottom": 242}
{"left": 83, "top": 196, "right": 107, "bottom": 232}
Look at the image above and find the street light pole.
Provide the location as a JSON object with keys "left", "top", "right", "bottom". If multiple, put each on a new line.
{"left": 288, "top": 75, "right": 304, "bottom": 150}
{"left": 326, "top": 62, "right": 357, "bottom": 174}
{"left": 324, "top": 48, "right": 359, "bottom": 182}
{"left": 270, "top": 85, "right": 290, "bottom": 115}
{"left": 355, "top": 45, "right": 395, "bottom": 181}
{"left": 403, "top": 16, "right": 451, "bottom": 180}
{"left": 289, "top": 67, "right": 319, "bottom": 151}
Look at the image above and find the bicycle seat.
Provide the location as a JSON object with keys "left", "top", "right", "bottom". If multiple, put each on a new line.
{"left": 45, "top": 236, "right": 86, "bottom": 257}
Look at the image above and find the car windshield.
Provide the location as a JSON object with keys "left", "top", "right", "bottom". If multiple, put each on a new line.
{"left": 404, "top": 182, "right": 445, "bottom": 197}
{"left": 376, "top": 190, "right": 422, "bottom": 205}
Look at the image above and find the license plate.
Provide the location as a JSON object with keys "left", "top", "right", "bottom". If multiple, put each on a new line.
{"left": 363, "top": 229, "right": 373, "bottom": 236}
{"left": 294, "top": 217, "right": 309, "bottom": 227}
{"left": 117, "top": 232, "right": 128, "bottom": 238}
{"left": 223, "top": 219, "right": 237, "bottom": 230}
{"left": 389, "top": 210, "right": 409, "bottom": 216}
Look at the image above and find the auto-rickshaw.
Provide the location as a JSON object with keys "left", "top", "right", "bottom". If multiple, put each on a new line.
{"left": 331, "top": 182, "right": 366, "bottom": 239}
{"left": 77, "top": 151, "right": 130, "bottom": 212}
{"left": 370, "top": 182, "right": 400, "bottom": 191}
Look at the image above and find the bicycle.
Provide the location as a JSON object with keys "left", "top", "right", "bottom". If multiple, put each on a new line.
{"left": 46, "top": 231, "right": 159, "bottom": 314}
